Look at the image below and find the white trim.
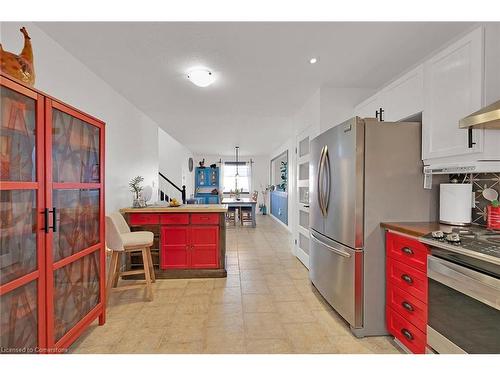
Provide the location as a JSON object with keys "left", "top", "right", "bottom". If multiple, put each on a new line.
{"left": 294, "top": 245, "right": 310, "bottom": 269}
{"left": 269, "top": 211, "right": 291, "bottom": 232}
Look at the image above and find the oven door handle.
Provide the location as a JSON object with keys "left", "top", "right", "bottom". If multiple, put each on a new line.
{"left": 428, "top": 255, "right": 500, "bottom": 310}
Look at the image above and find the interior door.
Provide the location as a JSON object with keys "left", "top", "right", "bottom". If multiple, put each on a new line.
{"left": 0, "top": 77, "right": 46, "bottom": 352}
{"left": 295, "top": 128, "right": 311, "bottom": 268}
{"left": 45, "top": 99, "right": 105, "bottom": 349}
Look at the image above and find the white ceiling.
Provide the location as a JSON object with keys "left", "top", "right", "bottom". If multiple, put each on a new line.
{"left": 36, "top": 22, "right": 474, "bottom": 155}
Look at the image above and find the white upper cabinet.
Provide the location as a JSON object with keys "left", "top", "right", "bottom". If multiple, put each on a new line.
{"left": 354, "top": 65, "right": 423, "bottom": 122}
{"left": 422, "top": 27, "right": 484, "bottom": 162}
{"left": 381, "top": 65, "right": 423, "bottom": 122}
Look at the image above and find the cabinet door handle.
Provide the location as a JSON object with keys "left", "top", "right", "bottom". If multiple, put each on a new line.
{"left": 401, "top": 247, "right": 413, "bottom": 255}
{"left": 52, "top": 207, "right": 57, "bottom": 232}
{"left": 401, "top": 301, "right": 414, "bottom": 312}
{"left": 44, "top": 207, "right": 57, "bottom": 233}
{"left": 401, "top": 329, "right": 414, "bottom": 341}
{"left": 401, "top": 274, "right": 413, "bottom": 284}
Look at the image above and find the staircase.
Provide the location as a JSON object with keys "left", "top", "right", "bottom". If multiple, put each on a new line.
{"left": 158, "top": 172, "right": 187, "bottom": 204}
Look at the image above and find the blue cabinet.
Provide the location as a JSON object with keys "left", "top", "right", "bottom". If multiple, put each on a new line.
{"left": 270, "top": 190, "right": 288, "bottom": 225}
{"left": 194, "top": 167, "right": 221, "bottom": 204}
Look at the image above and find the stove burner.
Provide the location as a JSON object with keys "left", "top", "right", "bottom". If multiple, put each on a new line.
{"left": 431, "top": 230, "right": 445, "bottom": 239}
{"left": 423, "top": 225, "right": 500, "bottom": 260}
{"left": 446, "top": 233, "right": 461, "bottom": 244}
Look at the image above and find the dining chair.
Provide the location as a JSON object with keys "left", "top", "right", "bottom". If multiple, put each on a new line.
{"left": 241, "top": 191, "right": 258, "bottom": 225}
{"left": 105, "top": 212, "right": 155, "bottom": 303}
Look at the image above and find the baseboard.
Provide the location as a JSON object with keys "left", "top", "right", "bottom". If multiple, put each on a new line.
{"left": 269, "top": 213, "right": 291, "bottom": 232}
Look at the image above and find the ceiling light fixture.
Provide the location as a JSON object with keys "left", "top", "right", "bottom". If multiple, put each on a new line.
{"left": 309, "top": 57, "right": 318, "bottom": 64}
{"left": 187, "top": 68, "right": 215, "bottom": 87}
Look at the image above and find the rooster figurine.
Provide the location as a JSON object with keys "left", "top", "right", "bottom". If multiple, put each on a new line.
{"left": 0, "top": 27, "right": 35, "bottom": 86}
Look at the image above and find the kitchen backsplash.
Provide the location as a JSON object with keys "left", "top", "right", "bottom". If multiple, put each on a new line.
{"left": 450, "top": 173, "right": 500, "bottom": 226}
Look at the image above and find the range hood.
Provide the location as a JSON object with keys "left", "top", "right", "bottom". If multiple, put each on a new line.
{"left": 459, "top": 100, "right": 500, "bottom": 129}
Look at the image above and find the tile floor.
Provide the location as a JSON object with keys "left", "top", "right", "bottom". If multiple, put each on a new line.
{"left": 69, "top": 215, "right": 402, "bottom": 354}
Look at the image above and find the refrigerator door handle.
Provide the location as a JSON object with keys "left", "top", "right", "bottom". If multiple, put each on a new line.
{"left": 323, "top": 146, "right": 331, "bottom": 214}
{"left": 311, "top": 232, "right": 351, "bottom": 258}
{"left": 317, "top": 146, "right": 326, "bottom": 216}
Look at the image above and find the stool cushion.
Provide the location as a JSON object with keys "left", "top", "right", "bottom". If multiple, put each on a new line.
{"left": 122, "top": 231, "right": 154, "bottom": 248}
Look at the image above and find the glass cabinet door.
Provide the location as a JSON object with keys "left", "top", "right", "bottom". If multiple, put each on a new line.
{"left": 0, "top": 78, "right": 45, "bottom": 353}
{"left": 45, "top": 99, "right": 105, "bottom": 348}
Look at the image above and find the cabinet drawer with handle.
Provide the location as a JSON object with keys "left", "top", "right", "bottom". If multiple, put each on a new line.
{"left": 160, "top": 214, "right": 190, "bottom": 225}
{"left": 129, "top": 213, "right": 159, "bottom": 225}
{"left": 387, "top": 307, "right": 426, "bottom": 354}
{"left": 387, "top": 257, "right": 427, "bottom": 303}
{"left": 191, "top": 213, "right": 219, "bottom": 225}
{"left": 386, "top": 232, "right": 429, "bottom": 272}
{"left": 387, "top": 283, "right": 427, "bottom": 332}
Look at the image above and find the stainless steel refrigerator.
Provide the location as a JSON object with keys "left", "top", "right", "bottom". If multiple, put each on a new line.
{"left": 310, "top": 117, "right": 438, "bottom": 337}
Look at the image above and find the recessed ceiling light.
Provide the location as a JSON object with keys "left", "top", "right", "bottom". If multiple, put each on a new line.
{"left": 309, "top": 57, "right": 318, "bottom": 64}
{"left": 187, "top": 68, "right": 215, "bottom": 87}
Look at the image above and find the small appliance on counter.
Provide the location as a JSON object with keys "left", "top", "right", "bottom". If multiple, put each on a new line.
{"left": 439, "top": 183, "right": 472, "bottom": 225}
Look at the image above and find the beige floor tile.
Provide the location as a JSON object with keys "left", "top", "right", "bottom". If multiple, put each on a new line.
{"left": 268, "top": 285, "right": 304, "bottom": 302}
{"left": 204, "top": 336, "right": 246, "bottom": 353}
{"left": 155, "top": 279, "right": 189, "bottom": 289}
{"left": 275, "top": 301, "right": 317, "bottom": 324}
{"left": 214, "top": 276, "right": 241, "bottom": 288}
{"left": 132, "top": 304, "right": 177, "bottom": 328}
{"left": 156, "top": 340, "right": 205, "bottom": 354}
{"left": 244, "top": 312, "right": 287, "bottom": 339}
{"left": 241, "top": 279, "right": 270, "bottom": 294}
{"left": 312, "top": 309, "right": 351, "bottom": 337}
{"left": 242, "top": 294, "right": 277, "bottom": 313}
{"left": 283, "top": 322, "right": 339, "bottom": 354}
{"left": 210, "top": 287, "right": 242, "bottom": 305}
{"left": 245, "top": 338, "right": 294, "bottom": 354}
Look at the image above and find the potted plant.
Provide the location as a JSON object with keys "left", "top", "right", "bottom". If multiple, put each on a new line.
{"left": 487, "top": 199, "right": 500, "bottom": 230}
{"left": 129, "top": 176, "right": 144, "bottom": 208}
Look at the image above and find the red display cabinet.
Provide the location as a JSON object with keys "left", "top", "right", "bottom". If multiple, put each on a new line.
{"left": 0, "top": 74, "right": 106, "bottom": 353}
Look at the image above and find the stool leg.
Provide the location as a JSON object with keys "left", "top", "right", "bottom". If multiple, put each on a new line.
{"left": 142, "top": 248, "right": 153, "bottom": 301}
{"left": 111, "top": 252, "right": 121, "bottom": 288}
{"left": 146, "top": 248, "right": 155, "bottom": 283}
{"left": 106, "top": 251, "right": 119, "bottom": 303}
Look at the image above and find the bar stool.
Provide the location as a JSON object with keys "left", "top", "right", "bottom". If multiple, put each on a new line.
{"left": 105, "top": 212, "right": 155, "bottom": 303}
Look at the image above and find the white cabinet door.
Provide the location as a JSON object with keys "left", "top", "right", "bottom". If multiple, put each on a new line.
{"left": 354, "top": 94, "right": 381, "bottom": 119}
{"left": 422, "top": 27, "right": 484, "bottom": 161}
{"left": 382, "top": 65, "right": 424, "bottom": 121}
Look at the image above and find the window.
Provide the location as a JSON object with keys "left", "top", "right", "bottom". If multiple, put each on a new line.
{"left": 223, "top": 162, "right": 251, "bottom": 193}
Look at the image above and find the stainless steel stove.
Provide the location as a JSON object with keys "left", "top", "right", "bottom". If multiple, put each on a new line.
{"left": 420, "top": 226, "right": 500, "bottom": 269}
{"left": 421, "top": 225, "right": 500, "bottom": 354}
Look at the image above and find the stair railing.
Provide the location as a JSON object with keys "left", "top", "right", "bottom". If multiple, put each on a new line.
{"left": 159, "top": 172, "right": 186, "bottom": 204}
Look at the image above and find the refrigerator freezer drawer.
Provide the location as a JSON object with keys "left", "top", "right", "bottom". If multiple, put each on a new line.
{"left": 309, "top": 231, "right": 363, "bottom": 328}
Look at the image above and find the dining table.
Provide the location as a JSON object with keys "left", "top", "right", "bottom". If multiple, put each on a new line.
{"left": 221, "top": 197, "right": 258, "bottom": 228}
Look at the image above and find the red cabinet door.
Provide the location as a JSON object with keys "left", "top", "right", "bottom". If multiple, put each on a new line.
{"left": 160, "top": 226, "right": 190, "bottom": 269}
{"left": 190, "top": 226, "right": 219, "bottom": 269}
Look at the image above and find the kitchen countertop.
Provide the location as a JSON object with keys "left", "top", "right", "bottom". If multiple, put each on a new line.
{"left": 380, "top": 221, "right": 454, "bottom": 237}
{"left": 120, "top": 204, "right": 228, "bottom": 213}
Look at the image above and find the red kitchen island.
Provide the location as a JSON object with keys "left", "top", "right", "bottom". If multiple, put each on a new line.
{"left": 120, "top": 205, "right": 228, "bottom": 278}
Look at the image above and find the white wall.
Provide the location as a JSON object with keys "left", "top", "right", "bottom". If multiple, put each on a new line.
{"left": 193, "top": 154, "right": 269, "bottom": 206}
{"left": 320, "top": 87, "right": 375, "bottom": 132}
{"left": 158, "top": 128, "right": 194, "bottom": 201}
{"left": 0, "top": 22, "right": 160, "bottom": 212}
